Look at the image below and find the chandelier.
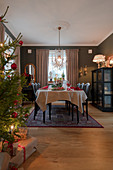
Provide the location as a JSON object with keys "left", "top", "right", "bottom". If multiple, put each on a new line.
{"left": 52, "top": 26, "right": 65, "bottom": 69}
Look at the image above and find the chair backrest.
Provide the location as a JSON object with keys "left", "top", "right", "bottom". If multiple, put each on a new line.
{"left": 84, "top": 83, "right": 90, "bottom": 97}
{"left": 37, "top": 83, "right": 41, "bottom": 89}
{"left": 31, "top": 83, "right": 36, "bottom": 93}
{"left": 34, "top": 82, "right": 41, "bottom": 92}
{"left": 83, "top": 84, "right": 86, "bottom": 91}
{"left": 34, "top": 83, "right": 38, "bottom": 92}
{"left": 80, "top": 83, "right": 84, "bottom": 89}
{"left": 77, "top": 83, "right": 80, "bottom": 88}
{"left": 31, "top": 83, "right": 36, "bottom": 99}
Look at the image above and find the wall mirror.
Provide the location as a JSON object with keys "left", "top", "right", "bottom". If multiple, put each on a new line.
{"left": 24, "top": 63, "right": 36, "bottom": 83}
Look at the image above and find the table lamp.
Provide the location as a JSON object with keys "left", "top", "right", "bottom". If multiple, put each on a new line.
{"left": 93, "top": 54, "right": 105, "bottom": 68}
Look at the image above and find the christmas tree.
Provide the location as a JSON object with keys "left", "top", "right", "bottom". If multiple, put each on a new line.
{"left": 0, "top": 6, "right": 30, "bottom": 151}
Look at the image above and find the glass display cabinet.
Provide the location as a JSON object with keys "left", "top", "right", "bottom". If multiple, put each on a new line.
{"left": 92, "top": 68, "right": 113, "bottom": 111}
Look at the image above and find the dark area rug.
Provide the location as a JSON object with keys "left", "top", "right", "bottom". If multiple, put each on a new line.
{"left": 26, "top": 105, "right": 103, "bottom": 128}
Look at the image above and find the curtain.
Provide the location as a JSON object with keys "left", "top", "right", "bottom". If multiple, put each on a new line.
{"left": 36, "top": 49, "right": 49, "bottom": 87}
{"left": 0, "top": 23, "right": 5, "bottom": 43}
{"left": 15, "top": 46, "right": 20, "bottom": 73}
{"left": 66, "top": 49, "right": 79, "bottom": 86}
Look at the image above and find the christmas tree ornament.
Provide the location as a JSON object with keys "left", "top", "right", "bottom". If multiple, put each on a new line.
{"left": 19, "top": 40, "right": 23, "bottom": 45}
{"left": 13, "top": 100, "right": 18, "bottom": 105}
{"left": 25, "top": 113, "right": 29, "bottom": 118}
{"left": 12, "top": 112, "right": 18, "bottom": 118}
{"left": 11, "top": 63, "right": 17, "bottom": 70}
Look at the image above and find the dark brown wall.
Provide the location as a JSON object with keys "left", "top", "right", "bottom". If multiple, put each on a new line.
{"left": 78, "top": 47, "right": 97, "bottom": 84}
{"left": 20, "top": 47, "right": 36, "bottom": 74}
{"left": 98, "top": 33, "right": 113, "bottom": 57}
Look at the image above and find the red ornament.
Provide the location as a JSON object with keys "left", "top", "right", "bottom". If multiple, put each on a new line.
{"left": 17, "top": 93, "right": 19, "bottom": 96}
{"left": 13, "top": 100, "right": 18, "bottom": 105}
{"left": 12, "top": 112, "right": 18, "bottom": 118}
{"left": 24, "top": 72, "right": 28, "bottom": 77}
{"left": 0, "top": 17, "right": 2, "bottom": 22}
{"left": 27, "top": 74, "right": 30, "bottom": 77}
{"left": 19, "top": 40, "right": 23, "bottom": 45}
{"left": 11, "top": 63, "right": 17, "bottom": 70}
{"left": 25, "top": 113, "right": 28, "bottom": 118}
{"left": 7, "top": 75, "right": 11, "bottom": 78}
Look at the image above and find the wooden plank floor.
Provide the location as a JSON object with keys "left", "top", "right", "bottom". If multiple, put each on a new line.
{"left": 21, "top": 103, "right": 113, "bottom": 170}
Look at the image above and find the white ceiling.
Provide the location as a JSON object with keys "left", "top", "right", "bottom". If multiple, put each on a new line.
{"left": 0, "top": 0, "right": 113, "bottom": 46}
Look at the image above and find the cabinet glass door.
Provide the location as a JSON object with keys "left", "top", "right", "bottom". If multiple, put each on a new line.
{"left": 104, "top": 96, "right": 112, "bottom": 108}
{"left": 97, "top": 96, "right": 102, "bottom": 106}
{"left": 104, "top": 83, "right": 113, "bottom": 94}
{"left": 93, "top": 83, "right": 97, "bottom": 103}
{"left": 97, "top": 70, "right": 102, "bottom": 81}
{"left": 104, "top": 69, "right": 112, "bottom": 81}
{"left": 93, "top": 72, "right": 97, "bottom": 82}
{"left": 98, "top": 83, "right": 102, "bottom": 95}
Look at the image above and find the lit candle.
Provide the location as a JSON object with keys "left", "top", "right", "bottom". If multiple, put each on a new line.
{"left": 11, "top": 125, "right": 14, "bottom": 134}
{"left": 0, "top": 43, "right": 3, "bottom": 47}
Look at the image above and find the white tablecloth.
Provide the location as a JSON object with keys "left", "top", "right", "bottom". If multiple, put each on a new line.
{"left": 36, "top": 89, "right": 87, "bottom": 113}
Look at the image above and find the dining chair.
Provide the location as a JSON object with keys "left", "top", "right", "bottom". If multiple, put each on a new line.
{"left": 34, "top": 83, "right": 51, "bottom": 122}
{"left": 32, "top": 83, "right": 41, "bottom": 120}
{"left": 70, "top": 83, "right": 89, "bottom": 124}
{"left": 82, "top": 83, "right": 90, "bottom": 120}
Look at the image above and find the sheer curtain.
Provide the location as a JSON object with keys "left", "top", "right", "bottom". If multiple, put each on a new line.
{"left": 66, "top": 49, "right": 79, "bottom": 86}
{"left": 36, "top": 49, "right": 49, "bottom": 87}
{"left": 0, "top": 23, "right": 5, "bottom": 42}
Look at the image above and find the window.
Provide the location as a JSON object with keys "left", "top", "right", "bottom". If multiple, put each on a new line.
{"left": 48, "top": 50, "right": 67, "bottom": 81}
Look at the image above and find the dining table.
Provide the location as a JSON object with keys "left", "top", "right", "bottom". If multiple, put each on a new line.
{"left": 35, "top": 87, "right": 87, "bottom": 123}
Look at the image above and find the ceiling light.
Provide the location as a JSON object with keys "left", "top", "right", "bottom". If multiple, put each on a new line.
{"left": 52, "top": 27, "right": 65, "bottom": 69}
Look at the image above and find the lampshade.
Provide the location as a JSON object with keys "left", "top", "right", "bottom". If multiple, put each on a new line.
{"left": 110, "top": 59, "right": 113, "bottom": 64}
{"left": 108, "top": 55, "right": 113, "bottom": 65}
{"left": 93, "top": 55, "right": 105, "bottom": 63}
{"left": 93, "top": 54, "right": 105, "bottom": 68}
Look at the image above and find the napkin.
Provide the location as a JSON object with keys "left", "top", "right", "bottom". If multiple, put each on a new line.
{"left": 67, "top": 88, "right": 72, "bottom": 91}
{"left": 41, "top": 85, "right": 48, "bottom": 89}
{"left": 74, "top": 87, "right": 83, "bottom": 90}
{"left": 67, "top": 83, "right": 71, "bottom": 87}
{"left": 70, "top": 87, "right": 76, "bottom": 90}
{"left": 70, "top": 87, "right": 83, "bottom": 90}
